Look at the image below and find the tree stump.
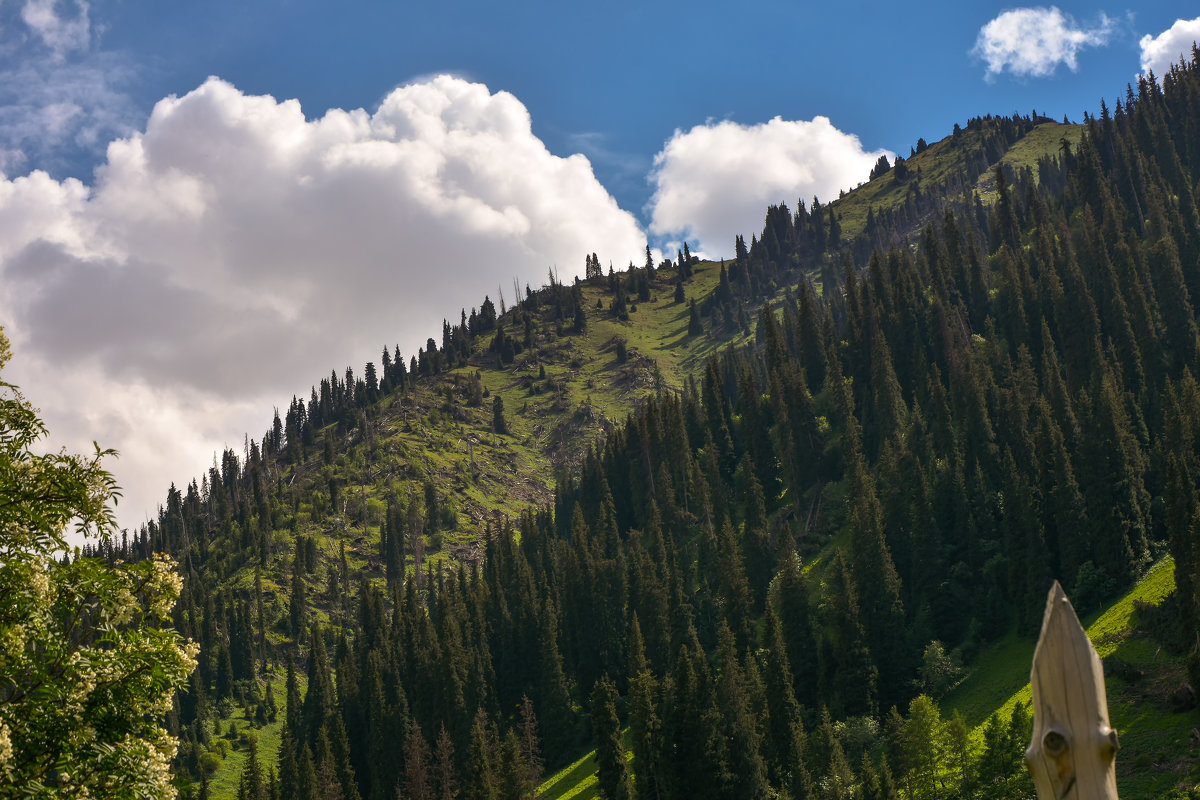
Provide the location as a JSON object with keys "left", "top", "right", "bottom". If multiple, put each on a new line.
{"left": 1026, "top": 581, "right": 1119, "bottom": 799}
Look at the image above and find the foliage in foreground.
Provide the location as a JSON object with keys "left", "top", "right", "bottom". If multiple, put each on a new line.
{"left": 0, "top": 328, "right": 196, "bottom": 799}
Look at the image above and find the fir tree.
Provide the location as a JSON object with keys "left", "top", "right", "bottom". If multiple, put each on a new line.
{"left": 591, "top": 675, "right": 632, "bottom": 800}
{"left": 403, "top": 719, "right": 433, "bottom": 800}
{"left": 493, "top": 395, "right": 509, "bottom": 436}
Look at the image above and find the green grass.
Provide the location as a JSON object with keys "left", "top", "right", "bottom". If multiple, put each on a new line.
{"left": 831, "top": 126, "right": 987, "bottom": 240}
{"left": 1089, "top": 557, "right": 1176, "bottom": 656}
{"left": 538, "top": 748, "right": 601, "bottom": 800}
{"left": 944, "top": 632, "right": 1037, "bottom": 731}
{"left": 832, "top": 121, "right": 1082, "bottom": 243}
{"left": 537, "top": 729, "right": 638, "bottom": 800}
{"left": 973, "top": 122, "right": 1085, "bottom": 204}
{"left": 946, "top": 558, "right": 1177, "bottom": 727}
{"left": 208, "top": 669, "right": 290, "bottom": 799}
{"left": 943, "top": 558, "right": 1200, "bottom": 798}
{"left": 994, "top": 122, "right": 1084, "bottom": 178}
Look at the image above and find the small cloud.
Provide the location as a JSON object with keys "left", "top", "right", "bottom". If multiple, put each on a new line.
{"left": 647, "top": 116, "right": 890, "bottom": 258}
{"left": 566, "top": 132, "right": 647, "bottom": 175}
{"left": 21, "top": 0, "right": 92, "bottom": 60}
{"left": 1139, "top": 16, "right": 1200, "bottom": 78}
{"left": 0, "top": 0, "right": 139, "bottom": 175}
{"left": 973, "top": 6, "right": 1114, "bottom": 80}
{"left": 0, "top": 50, "right": 139, "bottom": 172}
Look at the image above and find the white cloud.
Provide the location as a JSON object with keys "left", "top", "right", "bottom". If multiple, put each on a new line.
{"left": 647, "top": 116, "right": 890, "bottom": 258}
{"left": 21, "top": 0, "right": 92, "bottom": 60}
{"left": 973, "top": 6, "right": 1114, "bottom": 79}
{"left": 1140, "top": 17, "right": 1200, "bottom": 78}
{"left": 0, "top": 75, "right": 648, "bottom": 529}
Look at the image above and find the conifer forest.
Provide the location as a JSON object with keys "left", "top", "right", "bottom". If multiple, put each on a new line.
{"left": 10, "top": 47, "right": 1200, "bottom": 800}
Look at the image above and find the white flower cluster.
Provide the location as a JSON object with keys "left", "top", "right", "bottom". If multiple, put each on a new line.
{"left": 147, "top": 557, "right": 182, "bottom": 619}
{"left": 108, "top": 730, "right": 178, "bottom": 798}
{"left": 27, "top": 560, "right": 49, "bottom": 600}
{"left": 0, "top": 721, "right": 12, "bottom": 767}
{"left": 111, "top": 585, "right": 136, "bottom": 626}
{"left": 148, "top": 638, "right": 199, "bottom": 716}
{"left": 64, "top": 651, "right": 98, "bottom": 720}
{"left": 0, "top": 623, "right": 25, "bottom": 653}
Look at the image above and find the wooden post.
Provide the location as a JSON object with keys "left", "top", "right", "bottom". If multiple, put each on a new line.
{"left": 1026, "top": 581, "right": 1119, "bottom": 799}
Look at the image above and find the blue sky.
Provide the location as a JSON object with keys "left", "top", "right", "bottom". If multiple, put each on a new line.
{"left": 8, "top": 1, "right": 1192, "bottom": 222}
{"left": 1, "top": 0, "right": 1197, "bottom": 529}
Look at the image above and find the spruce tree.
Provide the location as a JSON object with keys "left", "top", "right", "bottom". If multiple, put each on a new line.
{"left": 403, "top": 719, "right": 433, "bottom": 800}
{"left": 237, "top": 739, "right": 266, "bottom": 800}
{"left": 493, "top": 395, "right": 509, "bottom": 435}
{"left": 627, "top": 616, "right": 662, "bottom": 800}
{"left": 713, "top": 624, "right": 769, "bottom": 800}
{"left": 845, "top": 455, "right": 909, "bottom": 712}
{"left": 434, "top": 724, "right": 459, "bottom": 800}
{"left": 591, "top": 675, "right": 632, "bottom": 800}
{"left": 465, "top": 709, "right": 499, "bottom": 800}
{"left": 687, "top": 299, "right": 703, "bottom": 336}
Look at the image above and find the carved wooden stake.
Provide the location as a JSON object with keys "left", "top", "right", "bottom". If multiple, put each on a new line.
{"left": 1026, "top": 581, "right": 1119, "bottom": 799}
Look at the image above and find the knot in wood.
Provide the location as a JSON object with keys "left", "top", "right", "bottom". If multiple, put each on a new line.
{"left": 1043, "top": 729, "right": 1068, "bottom": 757}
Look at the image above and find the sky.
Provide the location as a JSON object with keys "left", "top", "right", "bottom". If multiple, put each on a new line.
{"left": 0, "top": 0, "right": 1197, "bottom": 532}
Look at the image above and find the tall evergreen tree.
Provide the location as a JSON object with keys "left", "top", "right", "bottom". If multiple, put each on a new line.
{"left": 590, "top": 675, "right": 632, "bottom": 800}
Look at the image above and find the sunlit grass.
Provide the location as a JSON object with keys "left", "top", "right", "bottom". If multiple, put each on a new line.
{"left": 943, "top": 558, "right": 1198, "bottom": 797}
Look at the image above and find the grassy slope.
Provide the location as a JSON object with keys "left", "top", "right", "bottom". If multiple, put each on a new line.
{"left": 994, "top": 121, "right": 1085, "bottom": 175}
{"left": 833, "top": 121, "right": 1085, "bottom": 241}
{"left": 258, "top": 262, "right": 730, "bottom": 588}
{"left": 204, "top": 264, "right": 729, "bottom": 797}
{"left": 973, "top": 121, "right": 1086, "bottom": 203}
{"left": 539, "top": 747, "right": 601, "bottom": 800}
{"left": 945, "top": 557, "right": 1198, "bottom": 798}
{"left": 203, "top": 669, "right": 294, "bottom": 797}
{"left": 833, "top": 126, "right": 986, "bottom": 240}
{"left": 538, "top": 731, "right": 633, "bottom": 800}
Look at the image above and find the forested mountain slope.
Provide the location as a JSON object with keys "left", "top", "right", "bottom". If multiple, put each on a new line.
{"left": 91, "top": 56, "right": 1200, "bottom": 799}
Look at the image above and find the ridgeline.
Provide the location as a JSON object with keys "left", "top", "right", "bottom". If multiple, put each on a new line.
{"left": 91, "top": 56, "right": 1200, "bottom": 799}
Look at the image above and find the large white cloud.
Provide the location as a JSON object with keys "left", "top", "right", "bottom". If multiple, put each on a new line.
{"left": 647, "top": 116, "right": 890, "bottom": 258}
{"left": 1140, "top": 17, "right": 1200, "bottom": 79}
{"left": 973, "top": 6, "right": 1114, "bottom": 80}
{"left": 0, "top": 75, "right": 648, "bottom": 529}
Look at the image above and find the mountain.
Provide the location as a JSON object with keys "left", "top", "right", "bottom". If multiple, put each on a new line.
{"left": 88, "top": 56, "right": 1200, "bottom": 799}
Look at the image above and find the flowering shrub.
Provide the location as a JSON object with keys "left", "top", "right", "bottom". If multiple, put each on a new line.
{"left": 0, "top": 328, "right": 196, "bottom": 798}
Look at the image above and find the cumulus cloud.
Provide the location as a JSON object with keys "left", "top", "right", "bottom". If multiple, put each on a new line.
{"left": 973, "top": 6, "right": 1114, "bottom": 79}
{"left": 647, "top": 116, "right": 890, "bottom": 258}
{"left": 0, "top": 75, "right": 648, "bottom": 528}
{"left": 1140, "top": 17, "right": 1200, "bottom": 78}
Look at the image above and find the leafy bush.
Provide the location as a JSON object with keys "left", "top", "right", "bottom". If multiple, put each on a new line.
{"left": 0, "top": 328, "right": 196, "bottom": 798}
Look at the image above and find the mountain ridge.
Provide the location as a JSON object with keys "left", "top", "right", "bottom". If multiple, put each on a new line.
{"left": 86, "top": 60, "right": 1200, "bottom": 799}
